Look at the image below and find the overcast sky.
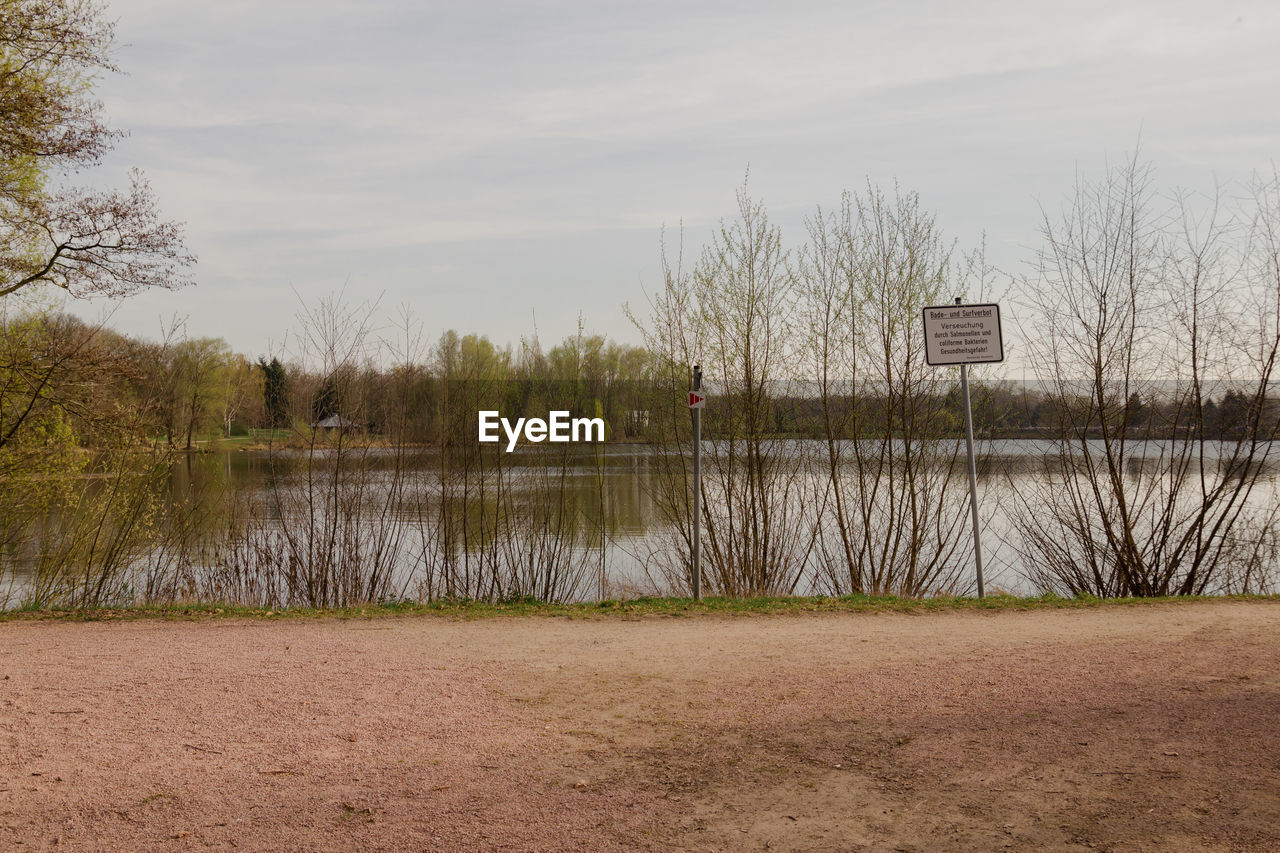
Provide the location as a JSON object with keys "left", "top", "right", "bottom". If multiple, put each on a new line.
{"left": 77, "top": 0, "right": 1280, "bottom": 358}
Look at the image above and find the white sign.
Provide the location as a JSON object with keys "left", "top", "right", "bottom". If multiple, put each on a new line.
{"left": 922, "top": 303, "right": 1004, "bottom": 366}
{"left": 688, "top": 391, "right": 706, "bottom": 408}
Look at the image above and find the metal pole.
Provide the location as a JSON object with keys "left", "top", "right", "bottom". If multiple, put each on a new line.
{"left": 692, "top": 364, "right": 702, "bottom": 601}
{"left": 956, "top": 299, "right": 986, "bottom": 598}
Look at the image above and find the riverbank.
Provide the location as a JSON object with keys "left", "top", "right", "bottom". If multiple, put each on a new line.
{"left": 2, "top": 600, "right": 1276, "bottom": 850}
{"left": 4, "top": 592, "right": 1278, "bottom": 622}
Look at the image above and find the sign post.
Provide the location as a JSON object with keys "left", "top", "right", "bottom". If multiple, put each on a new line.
{"left": 689, "top": 366, "right": 704, "bottom": 600}
{"left": 922, "top": 299, "right": 1003, "bottom": 598}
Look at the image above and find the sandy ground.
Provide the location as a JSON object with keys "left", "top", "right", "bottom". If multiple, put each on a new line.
{"left": 1, "top": 602, "right": 1277, "bottom": 852}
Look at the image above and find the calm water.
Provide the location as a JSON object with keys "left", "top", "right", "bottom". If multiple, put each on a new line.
{"left": 5, "top": 439, "right": 1277, "bottom": 603}
{"left": 173, "top": 439, "right": 1280, "bottom": 594}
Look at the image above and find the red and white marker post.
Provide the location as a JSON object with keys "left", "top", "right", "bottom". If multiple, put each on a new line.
{"left": 689, "top": 366, "right": 704, "bottom": 599}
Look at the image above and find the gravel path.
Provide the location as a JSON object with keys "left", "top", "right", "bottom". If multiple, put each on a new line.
{"left": 1, "top": 601, "right": 1277, "bottom": 851}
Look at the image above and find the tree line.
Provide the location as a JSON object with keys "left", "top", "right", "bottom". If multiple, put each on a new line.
{"left": 5, "top": 303, "right": 1278, "bottom": 456}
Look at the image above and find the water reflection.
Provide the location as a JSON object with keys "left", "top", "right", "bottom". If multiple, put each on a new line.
{"left": 4, "top": 440, "right": 1276, "bottom": 604}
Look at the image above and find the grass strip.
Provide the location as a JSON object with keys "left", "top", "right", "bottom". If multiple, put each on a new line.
{"left": 1, "top": 593, "right": 1275, "bottom": 623}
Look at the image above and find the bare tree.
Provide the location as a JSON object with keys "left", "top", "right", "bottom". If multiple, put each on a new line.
{"left": 1012, "top": 154, "right": 1280, "bottom": 596}
{"left": 216, "top": 293, "right": 413, "bottom": 608}
{"left": 632, "top": 178, "right": 820, "bottom": 596}
{"left": 799, "top": 184, "right": 975, "bottom": 596}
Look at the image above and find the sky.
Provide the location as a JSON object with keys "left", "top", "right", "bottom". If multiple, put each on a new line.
{"left": 74, "top": 0, "right": 1280, "bottom": 359}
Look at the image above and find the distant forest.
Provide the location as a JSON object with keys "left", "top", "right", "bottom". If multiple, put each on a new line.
{"left": 3, "top": 310, "right": 1276, "bottom": 454}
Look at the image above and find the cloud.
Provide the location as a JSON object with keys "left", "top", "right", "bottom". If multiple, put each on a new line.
{"left": 82, "top": 0, "right": 1280, "bottom": 352}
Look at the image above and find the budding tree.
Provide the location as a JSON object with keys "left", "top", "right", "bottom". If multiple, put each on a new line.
{"left": 1, "top": 0, "right": 193, "bottom": 299}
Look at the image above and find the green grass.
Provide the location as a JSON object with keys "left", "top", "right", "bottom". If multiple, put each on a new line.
{"left": 208, "top": 435, "right": 256, "bottom": 448}
{"left": 1, "top": 592, "right": 1274, "bottom": 623}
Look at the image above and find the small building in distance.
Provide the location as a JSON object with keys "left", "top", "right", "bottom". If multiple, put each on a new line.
{"left": 310, "top": 414, "right": 359, "bottom": 430}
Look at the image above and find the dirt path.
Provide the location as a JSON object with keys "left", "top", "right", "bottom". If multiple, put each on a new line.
{"left": 1, "top": 602, "right": 1277, "bottom": 851}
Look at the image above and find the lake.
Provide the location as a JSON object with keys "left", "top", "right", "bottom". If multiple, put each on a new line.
{"left": 3, "top": 439, "right": 1277, "bottom": 607}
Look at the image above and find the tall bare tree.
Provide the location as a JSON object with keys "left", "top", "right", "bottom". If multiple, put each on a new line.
{"left": 800, "top": 184, "right": 975, "bottom": 596}
{"left": 633, "top": 178, "right": 819, "bottom": 596}
{"left": 1012, "top": 155, "right": 1280, "bottom": 596}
